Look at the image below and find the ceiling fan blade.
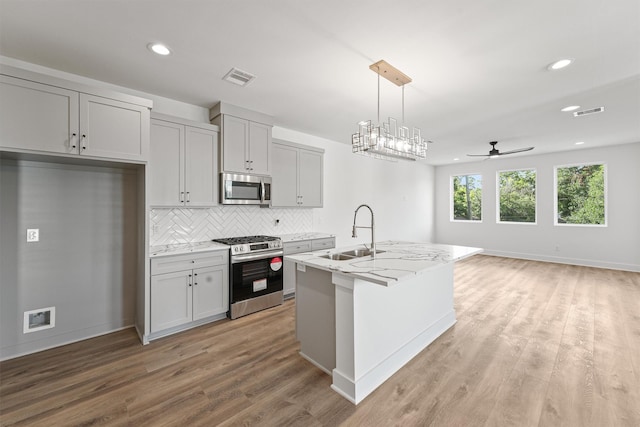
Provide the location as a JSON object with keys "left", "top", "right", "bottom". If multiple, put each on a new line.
{"left": 466, "top": 153, "right": 490, "bottom": 157}
{"left": 498, "top": 147, "right": 534, "bottom": 155}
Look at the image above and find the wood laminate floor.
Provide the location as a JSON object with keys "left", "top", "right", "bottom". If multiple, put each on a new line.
{"left": 1, "top": 255, "right": 639, "bottom": 426}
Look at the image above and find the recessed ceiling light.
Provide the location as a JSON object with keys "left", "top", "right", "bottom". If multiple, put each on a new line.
{"left": 453, "top": 158, "right": 459, "bottom": 161}
{"left": 575, "top": 141, "right": 585, "bottom": 145}
{"left": 548, "top": 58, "right": 573, "bottom": 70}
{"left": 561, "top": 105, "right": 581, "bottom": 112}
{"left": 148, "top": 43, "right": 171, "bottom": 56}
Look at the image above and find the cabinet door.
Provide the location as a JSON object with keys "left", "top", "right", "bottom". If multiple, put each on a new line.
{"left": 185, "top": 126, "right": 218, "bottom": 206}
{"left": 79, "top": 93, "right": 150, "bottom": 161}
{"left": 271, "top": 143, "right": 299, "bottom": 207}
{"left": 248, "top": 121, "right": 271, "bottom": 175}
{"left": 151, "top": 271, "right": 193, "bottom": 332}
{"left": 299, "top": 149, "right": 323, "bottom": 207}
{"left": 0, "top": 75, "right": 79, "bottom": 154}
{"left": 222, "top": 115, "right": 249, "bottom": 173}
{"left": 192, "top": 264, "right": 228, "bottom": 320}
{"left": 149, "top": 119, "right": 184, "bottom": 206}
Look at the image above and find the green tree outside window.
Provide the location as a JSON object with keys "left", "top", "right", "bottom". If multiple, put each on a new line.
{"left": 556, "top": 164, "right": 606, "bottom": 225}
{"left": 498, "top": 169, "right": 536, "bottom": 223}
{"left": 452, "top": 174, "right": 482, "bottom": 221}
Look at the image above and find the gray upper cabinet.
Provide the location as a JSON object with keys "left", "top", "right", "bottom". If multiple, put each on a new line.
{"left": 209, "top": 102, "right": 273, "bottom": 176}
{"left": 272, "top": 140, "right": 324, "bottom": 207}
{"left": 150, "top": 114, "right": 219, "bottom": 207}
{"left": 79, "top": 94, "right": 149, "bottom": 161}
{"left": 0, "top": 75, "right": 78, "bottom": 155}
{"left": 0, "top": 70, "right": 151, "bottom": 162}
{"left": 219, "top": 115, "right": 271, "bottom": 175}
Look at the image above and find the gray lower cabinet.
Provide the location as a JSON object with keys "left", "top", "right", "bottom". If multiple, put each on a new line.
{"left": 283, "top": 237, "right": 335, "bottom": 298}
{"left": 150, "top": 250, "right": 229, "bottom": 334}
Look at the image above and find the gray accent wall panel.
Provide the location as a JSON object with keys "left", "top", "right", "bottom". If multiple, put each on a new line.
{"left": 0, "top": 159, "right": 137, "bottom": 359}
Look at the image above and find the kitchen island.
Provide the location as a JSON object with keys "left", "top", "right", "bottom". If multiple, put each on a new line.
{"left": 287, "top": 241, "right": 482, "bottom": 404}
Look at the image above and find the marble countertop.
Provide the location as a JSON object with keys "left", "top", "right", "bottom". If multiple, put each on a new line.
{"left": 149, "top": 241, "right": 229, "bottom": 258}
{"left": 286, "top": 241, "right": 482, "bottom": 286}
{"left": 277, "top": 232, "right": 335, "bottom": 243}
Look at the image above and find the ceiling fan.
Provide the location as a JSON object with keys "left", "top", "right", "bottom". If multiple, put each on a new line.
{"left": 467, "top": 141, "right": 534, "bottom": 158}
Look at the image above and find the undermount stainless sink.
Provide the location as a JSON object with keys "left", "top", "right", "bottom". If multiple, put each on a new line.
{"left": 320, "top": 248, "right": 385, "bottom": 261}
{"left": 340, "top": 249, "right": 385, "bottom": 257}
{"left": 320, "top": 253, "right": 356, "bottom": 261}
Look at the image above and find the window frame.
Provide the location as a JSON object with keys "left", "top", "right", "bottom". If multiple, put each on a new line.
{"left": 450, "top": 173, "right": 483, "bottom": 223}
{"left": 495, "top": 168, "right": 538, "bottom": 225}
{"left": 553, "top": 162, "right": 608, "bottom": 227}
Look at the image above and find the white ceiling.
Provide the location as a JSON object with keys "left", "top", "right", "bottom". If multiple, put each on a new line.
{"left": 1, "top": 0, "right": 639, "bottom": 165}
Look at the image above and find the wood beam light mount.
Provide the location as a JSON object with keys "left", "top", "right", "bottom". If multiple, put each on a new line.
{"left": 369, "top": 60, "right": 412, "bottom": 86}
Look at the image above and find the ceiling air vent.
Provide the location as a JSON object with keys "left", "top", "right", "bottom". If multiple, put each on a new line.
{"left": 573, "top": 106, "right": 604, "bottom": 117}
{"left": 222, "top": 67, "right": 256, "bottom": 87}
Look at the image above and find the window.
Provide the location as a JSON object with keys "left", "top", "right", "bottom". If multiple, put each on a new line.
{"left": 497, "top": 169, "right": 536, "bottom": 223}
{"left": 451, "top": 174, "right": 482, "bottom": 221}
{"left": 555, "top": 163, "right": 606, "bottom": 226}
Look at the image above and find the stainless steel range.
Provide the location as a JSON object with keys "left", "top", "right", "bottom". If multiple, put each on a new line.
{"left": 212, "top": 235, "right": 283, "bottom": 319}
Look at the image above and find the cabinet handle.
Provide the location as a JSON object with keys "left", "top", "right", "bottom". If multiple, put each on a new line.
{"left": 186, "top": 192, "right": 190, "bottom": 203}
{"left": 194, "top": 272, "right": 198, "bottom": 285}
{"left": 180, "top": 192, "right": 185, "bottom": 203}
{"left": 70, "top": 133, "right": 77, "bottom": 149}
{"left": 188, "top": 274, "right": 192, "bottom": 286}
{"left": 191, "top": 260, "right": 195, "bottom": 263}
{"left": 81, "top": 134, "right": 87, "bottom": 150}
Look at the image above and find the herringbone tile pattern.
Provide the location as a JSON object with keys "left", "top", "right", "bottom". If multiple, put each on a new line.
{"left": 150, "top": 207, "right": 313, "bottom": 245}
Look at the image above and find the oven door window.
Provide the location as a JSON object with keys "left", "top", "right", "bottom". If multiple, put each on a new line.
{"left": 231, "top": 257, "right": 283, "bottom": 303}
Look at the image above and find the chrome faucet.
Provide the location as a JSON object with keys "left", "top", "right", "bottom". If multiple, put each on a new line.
{"left": 352, "top": 204, "right": 376, "bottom": 257}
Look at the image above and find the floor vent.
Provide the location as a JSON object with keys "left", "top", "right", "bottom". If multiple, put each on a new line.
{"left": 573, "top": 106, "right": 604, "bottom": 117}
{"left": 222, "top": 67, "right": 256, "bottom": 87}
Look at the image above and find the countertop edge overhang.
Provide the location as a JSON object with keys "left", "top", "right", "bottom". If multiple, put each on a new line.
{"left": 286, "top": 241, "right": 483, "bottom": 286}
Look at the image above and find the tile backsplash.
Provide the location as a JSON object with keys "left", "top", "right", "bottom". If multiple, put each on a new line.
{"left": 150, "top": 206, "right": 313, "bottom": 246}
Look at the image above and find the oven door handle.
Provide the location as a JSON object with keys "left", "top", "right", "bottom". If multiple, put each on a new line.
{"left": 231, "top": 250, "right": 284, "bottom": 264}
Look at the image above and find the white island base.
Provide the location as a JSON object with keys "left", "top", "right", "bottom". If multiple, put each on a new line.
{"left": 295, "top": 260, "right": 457, "bottom": 405}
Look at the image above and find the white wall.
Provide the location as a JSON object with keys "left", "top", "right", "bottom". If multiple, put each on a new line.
{"left": 274, "top": 128, "right": 435, "bottom": 248}
{"left": 434, "top": 142, "right": 640, "bottom": 271}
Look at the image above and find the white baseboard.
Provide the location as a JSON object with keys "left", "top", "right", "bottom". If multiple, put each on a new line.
{"left": 0, "top": 323, "right": 135, "bottom": 361}
{"left": 481, "top": 250, "right": 639, "bottom": 272}
{"left": 331, "top": 311, "right": 456, "bottom": 405}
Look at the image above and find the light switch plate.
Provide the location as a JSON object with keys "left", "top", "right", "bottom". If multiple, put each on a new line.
{"left": 27, "top": 229, "right": 39, "bottom": 242}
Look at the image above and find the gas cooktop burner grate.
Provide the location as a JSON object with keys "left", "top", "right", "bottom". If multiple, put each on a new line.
{"left": 212, "top": 235, "right": 280, "bottom": 245}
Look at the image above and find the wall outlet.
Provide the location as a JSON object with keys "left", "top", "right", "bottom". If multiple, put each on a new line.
{"left": 275, "top": 219, "right": 280, "bottom": 226}
{"left": 27, "top": 229, "right": 39, "bottom": 242}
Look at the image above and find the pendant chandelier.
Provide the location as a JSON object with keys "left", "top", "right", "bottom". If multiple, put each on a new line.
{"left": 352, "top": 60, "right": 429, "bottom": 161}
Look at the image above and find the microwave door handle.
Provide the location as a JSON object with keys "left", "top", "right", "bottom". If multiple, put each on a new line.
{"left": 260, "top": 181, "right": 265, "bottom": 204}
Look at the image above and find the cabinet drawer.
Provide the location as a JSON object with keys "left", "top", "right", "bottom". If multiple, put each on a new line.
{"left": 151, "top": 250, "right": 228, "bottom": 276}
{"left": 283, "top": 240, "right": 313, "bottom": 255}
{"left": 312, "top": 237, "right": 335, "bottom": 251}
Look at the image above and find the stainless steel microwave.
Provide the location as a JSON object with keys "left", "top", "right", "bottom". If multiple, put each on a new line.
{"left": 220, "top": 173, "right": 271, "bottom": 207}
